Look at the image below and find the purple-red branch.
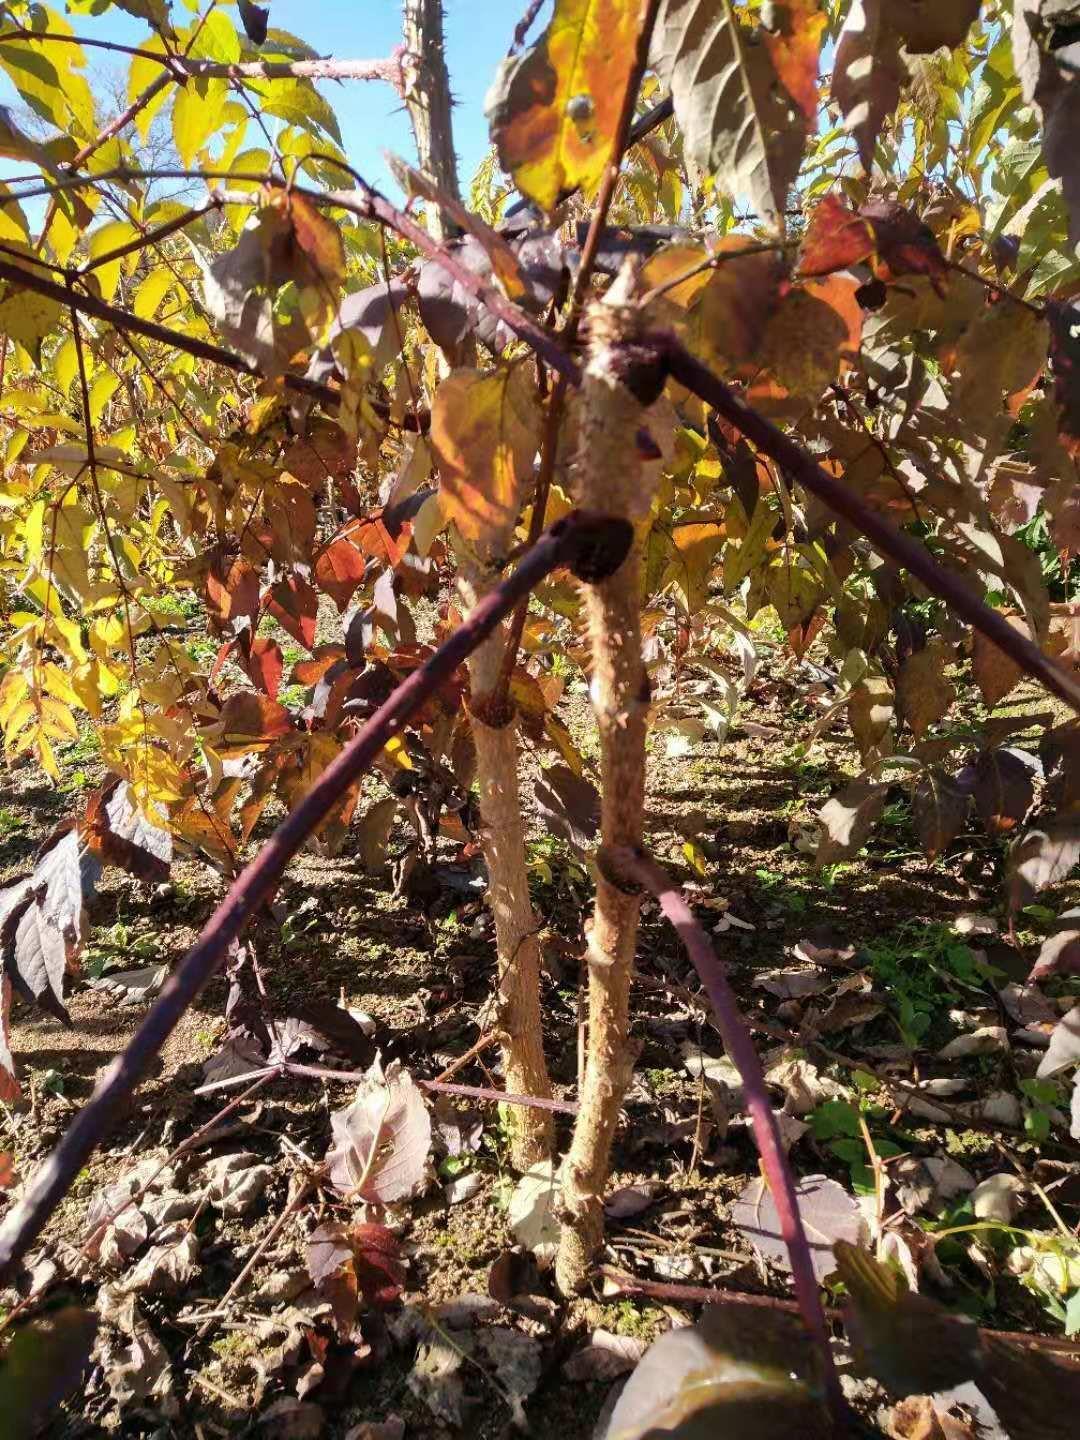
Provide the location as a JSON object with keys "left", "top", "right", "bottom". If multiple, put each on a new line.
{"left": 660, "top": 338, "right": 1080, "bottom": 717}
{"left": 611, "top": 846, "right": 842, "bottom": 1413}
{"left": 0, "top": 510, "right": 622, "bottom": 1277}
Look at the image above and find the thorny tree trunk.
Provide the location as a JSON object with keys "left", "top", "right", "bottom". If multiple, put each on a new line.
{"left": 401, "top": 0, "right": 462, "bottom": 243}
{"left": 402, "top": 0, "right": 551, "bottom": 1166}
{"left": 555, "top": 280, "right": 662, "bottom": 1293}
{"left": 458, "top": 567, "right": 554, "bottom": 1168}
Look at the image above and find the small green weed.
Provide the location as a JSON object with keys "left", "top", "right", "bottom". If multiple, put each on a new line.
{"left": 0, "top": 808, "right": 22, "bottom": 835}
{"left": 863, "top": 922, "right": 997, "bottom": 1050}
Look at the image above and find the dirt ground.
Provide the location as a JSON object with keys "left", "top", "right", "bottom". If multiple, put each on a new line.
{"left": 2, "top": 656, "right": 1079, "bottom": 1438}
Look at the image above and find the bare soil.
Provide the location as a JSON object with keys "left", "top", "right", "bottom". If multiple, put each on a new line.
{"left": 2, "top": 664, "right": 1079, "bottom": 1437}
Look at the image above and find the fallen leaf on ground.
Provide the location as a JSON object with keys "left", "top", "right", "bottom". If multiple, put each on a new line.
{"left": 604, "top": 1182, "right": 662, "bottom": 1219}
{"left": 203, "top": 1151, "right": 274, "bottom": 1215}
{"left": 326, "top": 1064, "right": 431, "bottom": 1203}
{"left": 508, "top": 1161, "right": 561, "bottom": 1266}
{"left": 732, "top": 1173, "right": 864, "bottom": 1284}
{"left": 970, "top": 1174, "right": 1026, "bottom": 1224}
{"left": 259, "top": 1398, "right": 325, "bottom": 1439}
{"left": 563, "top": 1329, "right": 645, "bottom": 1381}
{"left": 937, "top": 1026, "right": 1008, "bottom": 1060}
{"left": 408, "top": 1330, "right": 468, "bottom": 1426}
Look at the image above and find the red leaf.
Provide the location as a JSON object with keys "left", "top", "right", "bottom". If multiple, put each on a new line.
{"left": 243, "top": 636, "right": 284, "bottom": 700}
{"left": 314, "top": 537, "right": 367, "bottom": 612}
{"left": 798, "top": 194, "right": 874, "bottom": 277}
{"left": 860, "top": 200, "right": 949, "bottom": 297}
{"left": 351, "top": 1221, "right": 405, "bottom": 1307}
{"left": 0, "top": 1149, "right": 14, "bottom": 1187}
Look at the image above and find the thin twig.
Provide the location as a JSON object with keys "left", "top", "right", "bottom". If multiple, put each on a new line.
{"left": 610, "top": 847, "right": 843, "bottom": 1418}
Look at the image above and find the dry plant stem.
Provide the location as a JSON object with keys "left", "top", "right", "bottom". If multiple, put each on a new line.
{"left": 401, "top": 0, "right": 461, "bottom": 243}
{"left": 0, "top": 510, "right": 622, "bottom": 1278}
{"left": 402, "top": 0, "right": 546, "bottom": 1157}
{"left": 613, "top": 847, "right": 841, "bottom": 1416}
{"left": 555, "top": 296, "right": 659, "bottom": 1295}
{"left": 601, "top": 1268, "right": 1080, "bottom": 1355}
{"left": 460, "top": 563, "right": 553, "bottom": 1167}
{"left": 196, "top": 1174, "right": 317, "bottom": 1340}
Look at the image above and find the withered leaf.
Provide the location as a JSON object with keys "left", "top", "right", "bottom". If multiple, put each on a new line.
{"left": 732, "top": 1173, "right": 863, "bottom": 1284}
{"left": 972, "top": 621, "right": 1029, "bottom": 709}
{"left": 972, "top": 746, "right": 1038, "bottom": 837}
{"left": 655, "top": 0, "right": 808, "bottom": 226}
{"left": 326, "top": 1066, "right": 431, "bottom": 1203}
{"left": 815, "top": 774, "right": 889, "bottom": 867}
{"left": 896, "top": 642, "right": 954, "bottom": 740}
{"left": 912, "top": 768, "right": 971, "bottom": 859}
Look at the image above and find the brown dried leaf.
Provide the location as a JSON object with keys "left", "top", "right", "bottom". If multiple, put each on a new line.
{"left": 326, "top": 1066, "right": 431, "bottom": 1203}
{"left": 972, "top": 621, "right": 1029, "bottom": 709}
{"left": 913, "top": 768, "right": 972, "bottom": 859}
{"left": 973, "top": 746, "right": 1038, "bottom": 837}
{"left": 655, "top": 0, "right": 808, "bottom": 226}
{"left": 815, "top": 774, "right": 889, "bottom": 867}
{"left": 897, "top": 642, "right": 955, "bottom": 739}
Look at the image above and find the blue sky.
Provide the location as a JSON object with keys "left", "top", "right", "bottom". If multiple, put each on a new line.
{"left": 36, "top": 0, "right": 524, "bottom": 197}
{"left": 241, "top": 0, "right": 520, "bottom": 192}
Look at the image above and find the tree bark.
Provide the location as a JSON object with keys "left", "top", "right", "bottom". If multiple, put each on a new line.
{"left": 555, "top": 281, "right": 662, "bottom": 1293}
{"left": 401, "top": 0, "right": 462, "bottom": 243}
{"left": 401, "top": 0, "right": 551, "bottom": 1166}
{"left": 458, "top": 569, "right": 553, "bottom": 1168}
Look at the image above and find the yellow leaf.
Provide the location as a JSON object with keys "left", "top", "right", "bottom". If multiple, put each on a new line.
{"left": 430, "top": 368, "right": 540, "bottom": 556}
{"left": 383, "top": 734, "right": 414, "bottom": 770}
{"left": 40, "top": 661, "right": 84, "bottom": 711}
{"left": 487, "top": 0, "right": 647, "bottom": 212}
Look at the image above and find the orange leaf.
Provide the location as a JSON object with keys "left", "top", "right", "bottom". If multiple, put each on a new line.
{"left": 314, "top": 536, "right": 367, "bottom": 612}
{"left": 763, "top": 0, "right": 827, "bottom": 122}
{"left": 798, "top": 194, "right": 874, "bottom": 277}
{"left": 206, "top": 548, "right": 259, "bottom": 631}
{"left": 268, "top": 574, "right": 319, "bottom": 650}
{"left": 242, "top": 635, "right": 284, "bottom": 701}
{"left": 216, "top": 692, "right": 292, "bottom": 752}
{"left": 276, "top": 190, "right": 346, "bottom": 290}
